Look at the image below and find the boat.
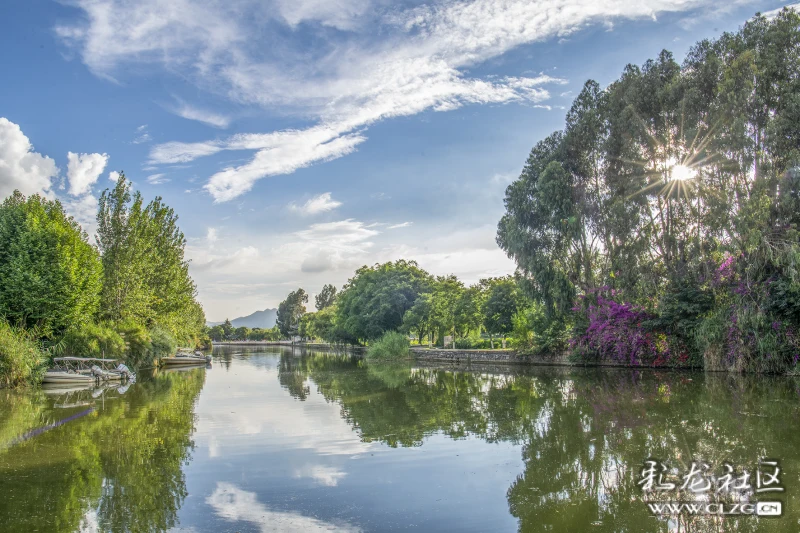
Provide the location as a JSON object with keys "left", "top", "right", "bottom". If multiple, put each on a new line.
{"left": 42, "top": 357, "right": 136, "bottom": 385}
{"left": 160, "top": 348, "right": 212, "bottom": 366}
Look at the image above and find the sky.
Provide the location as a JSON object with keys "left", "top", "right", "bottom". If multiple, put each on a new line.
{"left": 0, "top": 0, "right": 796, "bottom": 322}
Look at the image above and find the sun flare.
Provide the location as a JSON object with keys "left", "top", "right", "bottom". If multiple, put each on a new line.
{"left": 667, "top": 158, "right": 697, "bottom": 182}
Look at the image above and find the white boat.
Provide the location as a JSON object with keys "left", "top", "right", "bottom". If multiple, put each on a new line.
{"left": 42, "top": 357, "right": 135, "bottom": 385}
{"left": 161, "top": 349, "right": 212, "bottom": 366}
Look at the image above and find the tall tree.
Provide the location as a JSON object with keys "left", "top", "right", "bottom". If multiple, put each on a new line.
{"left": 96, "top": 174, "right": 204, "bottom": 343}
{"left": 315, "top": 284, "right": 337, "bottom": 310}
{"left": 0, "top": 192, "right": 102, "bottom": 336}
{"left": 276, "top": 289, "right": 308, "bottom": 338}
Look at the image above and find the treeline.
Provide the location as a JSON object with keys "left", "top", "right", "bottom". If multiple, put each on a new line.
{"left": 206, "top": 320, "right": 282, "bottom": 342}
{"left": 271, "top": 262, "right": 532, "bottom": 350}
{"left": 498, "top": 11, "right": 800, "bottom": 372}
{"left": 0, "top": 174, "right": 207, "bottom": 386}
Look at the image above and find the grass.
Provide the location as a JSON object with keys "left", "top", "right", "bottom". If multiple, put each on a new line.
{"left": 0, "top": 320, "right": 47, "bottom": 388}
{"left": 366, "top": 331, "right": 411, "bottom": 360}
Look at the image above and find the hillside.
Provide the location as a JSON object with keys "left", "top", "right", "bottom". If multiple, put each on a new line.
{"left": 208, "top": 308, "right": 278, "bottom": 329}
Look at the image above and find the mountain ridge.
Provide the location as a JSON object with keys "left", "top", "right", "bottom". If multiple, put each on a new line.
{"left": 207, "top": 308, "right": 278, "bottom": 329}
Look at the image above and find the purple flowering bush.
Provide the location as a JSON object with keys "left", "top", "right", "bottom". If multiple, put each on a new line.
{"left": 571, "top": 292, "right": 676, "bottom": 366}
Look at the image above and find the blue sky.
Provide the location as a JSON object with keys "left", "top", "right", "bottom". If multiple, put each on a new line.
{"left": 0, "top": 0, "right": 795, "bottom": 321}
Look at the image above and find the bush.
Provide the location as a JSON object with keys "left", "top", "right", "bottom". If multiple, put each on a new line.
{"left": 366, "top": 331, "right": 411, "bottom": 360}
{"left": 117, "top": 320, "right": 153, "bottom": 369}
{"left": 149, "top": 326, "right": 178, "bottom": 360}
{"left": 62, "top": 322, "right": 125, "bottom": 359}
{"left": 0, "top": 320, "right": 47, "bottom": 387}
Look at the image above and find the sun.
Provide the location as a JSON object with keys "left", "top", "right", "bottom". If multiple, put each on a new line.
{"left": 667, "top": 158, "right": 697, "bottom": 182}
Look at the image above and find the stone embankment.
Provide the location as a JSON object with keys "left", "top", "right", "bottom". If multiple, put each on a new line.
{"left": 410, "top": 347, "right": 571, "bottom": 366}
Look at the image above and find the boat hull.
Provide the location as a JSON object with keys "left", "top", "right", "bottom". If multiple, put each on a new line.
{"left": 161, "top": 357, "right": 210, "bottom": 366}
{"left": 42, "top": 371, "right": 96, "bottom": 385}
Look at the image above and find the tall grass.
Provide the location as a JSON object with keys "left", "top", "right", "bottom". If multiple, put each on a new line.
{"left": 366, "top": 331, "right": 411, "bottom": 360}
{"left": 0, "top": 320, "right": 47, "bottom": 388}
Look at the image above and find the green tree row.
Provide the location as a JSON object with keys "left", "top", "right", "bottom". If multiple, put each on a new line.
{"left": 275, "top": 263, "right": 529, "bottom": 350}
{"left": 498, "top": 10, "right": 800, "bottom": 372}
{"left": 0, "top": 173, "right": 207, "bottom": 382}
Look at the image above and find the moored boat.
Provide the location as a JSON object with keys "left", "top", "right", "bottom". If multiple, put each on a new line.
{"left": 161, "top": 349, "right": 211, "bottom": 366}
{"left": 42, "top": 357, "right": 136, "bottom": 385}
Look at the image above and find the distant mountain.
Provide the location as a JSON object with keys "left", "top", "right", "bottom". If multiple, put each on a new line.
{"left": 208, "top": 308, "right": 278, "bottom": 329}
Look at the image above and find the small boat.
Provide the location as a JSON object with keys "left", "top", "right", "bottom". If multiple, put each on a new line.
{"left": 161, "top": 349, "right": 211, "bottom": 366}
{"left": 42, "top": 357, "right": 136, "bottom": 385}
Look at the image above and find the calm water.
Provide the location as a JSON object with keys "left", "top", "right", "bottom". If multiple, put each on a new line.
{"left": 1, "top": 345, "right": 799, "bottom": 532}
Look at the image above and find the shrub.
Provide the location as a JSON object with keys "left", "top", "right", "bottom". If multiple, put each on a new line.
{"left": 117, "top": 320, "right": 153, "bottom": 369}
{"left": 0, "top": 320, "right": 47, "bottom": 387}
{"left": 571, "top": 297, "right": 676, "bottom": 366}
{"left": 62, "top": 322, "right": 125, "bottom": 359}
{"left": 149, "top": 326, "right": 178, "bottom": 360}
{"left": 366, "top": 331, "right": 411, "bottom": 360}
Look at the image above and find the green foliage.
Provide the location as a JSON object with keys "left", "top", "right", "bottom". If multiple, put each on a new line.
{"left": 511, "top": 304, "right": 570, "bottom": 355}
{"left": 0, "top": 192, "right": 102, "bottom": 337}
{"left": 276, "top": 288, "right": 308, "bottom": 337}
{"left": 482, "top": 277, "right": 521, "bottom": 339}
{"left": 61, "top": 322, "right": 126, "bottom": 359}
{"left": 0, "top": 320, "right": 47, "bottom": 388}
{"left": 149, "top": 325, "right": 178, "bottom": 360}
{"left": 337, "top": 260, "right": 432, "bottom": 343}
{"left": 315, "top": 284, "right": 337, "bottom": 310}
{"left": 117, "top": 320, "right": 153, "bottom": 368}
{"left": 366, "top": 330, "right": 411, "bottom": 360}
{"left": 96, "top": 174, "right": 204, "bottom": 345}
{"left": 498, "top": 12, "right": 800, "bottom": 371}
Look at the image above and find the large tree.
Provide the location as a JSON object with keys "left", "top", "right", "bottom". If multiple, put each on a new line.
{"left": 96, "top": 174, "right": 204, "bottom": 343}
{"left": 0, "top": 192, "right": 102, "bottom": 336}
{"left": 315, "top": 284, "right": 337, "bottom": 310}
{"left": 336, "top": 260, "right": 432, "bottom": 343}
{"left": 276, "top": 289, "right": 308, "bottom": 338}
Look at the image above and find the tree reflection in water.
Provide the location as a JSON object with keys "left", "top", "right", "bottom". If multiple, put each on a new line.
{"left": 280, "top": 351, "right": 800, "bottom": 533}
{"left": 0, "top": 368, "right": 205, "bottom": 532}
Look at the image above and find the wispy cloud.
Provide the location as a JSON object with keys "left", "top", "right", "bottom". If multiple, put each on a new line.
{"left": 132, "top": 124, "right": 151, "bottom": 144}
{"left": 387, "top": 221, "right": 412, "bottom": 229}
{"left": 146, "top": 173, "right": 169, "bottom": 184}
{"left": 169, "top": 99, "right": 231, "bottom": 128}
{"left": 289, "top": 192, "right": 342, "bottom": 215}
{"left": 58, "top": 0, "right": 722, "bottom": 201}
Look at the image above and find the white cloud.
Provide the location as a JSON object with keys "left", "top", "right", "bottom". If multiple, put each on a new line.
{"left": 170, "top": 100, "right": 231, "bottom": 128}
{"left": 289, "top": 192, "right": 342, "bottom": 215}
{"left": 108, "top": 170, "right": 120, "bottom": 182}
{"left": 763, "top": 3, "right": 800, "bottom": 18}
{"left": 275, "top": 0, "right": 371, "bottom": 30}
{"left": 62, "top": 193, "right": 99, "bottom": 236}
{"left": 387, "top": 221, "right": 412, "bottom": 229}
{"left": 206, "top": 227, "right": 218, "bottom": 243}
{"left": 0, "top": 117, "right": 58, "bottom": 199}
{"left": 132, "top": 124, "right": 151, "bottom": 144}
{"left": 66, "top": 151, "right": 108, "bottom": 196}
{"left": 60, "top": 0, "right": 717, "bottom": 202}
{"left": 146, "top": 173, "right": 169, "bottom": 184}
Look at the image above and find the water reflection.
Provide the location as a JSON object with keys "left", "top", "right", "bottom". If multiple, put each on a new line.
{"left": 272, "top": 349, "right": 800, "bottom": 532}
{"left": 2, "top": 345, "right": 799, "bottom": 532}
{"left": 0, "top": 368, "right": 205, "bottom": 532}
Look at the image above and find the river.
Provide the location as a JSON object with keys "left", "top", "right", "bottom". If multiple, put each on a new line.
{"left": 0, "top": 345, "right": 798, "bottom": 532}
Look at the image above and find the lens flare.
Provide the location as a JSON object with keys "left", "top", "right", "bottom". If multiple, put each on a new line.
{"left": 668, "top": 158, "right": 696, "bottom": 182}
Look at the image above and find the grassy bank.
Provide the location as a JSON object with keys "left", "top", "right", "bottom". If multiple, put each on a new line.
{"left": 0, "top": 320, "right": 47, "bottom": 388}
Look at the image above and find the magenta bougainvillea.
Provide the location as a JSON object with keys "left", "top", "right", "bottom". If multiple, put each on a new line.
{"left": 572, "top": 294, "right": 675, "bottom": 366}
